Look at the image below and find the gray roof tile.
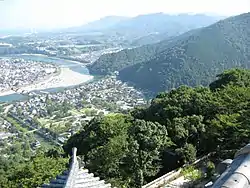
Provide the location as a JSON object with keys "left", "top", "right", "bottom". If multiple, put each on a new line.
{"left": 40, "top": 148, "right": 112, "bottom": 188}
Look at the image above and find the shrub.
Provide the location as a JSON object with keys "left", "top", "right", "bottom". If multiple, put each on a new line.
{"left": 182, "top": 166, "right": 203, "bottom": 181}
{"left": 206, "top": 161, "right": 215, "bottom": 178}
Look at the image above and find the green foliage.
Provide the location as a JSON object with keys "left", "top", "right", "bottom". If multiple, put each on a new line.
{"left": 209, "top": 68, "right": 250, "bottom": 90}
{"left": 175, "top": 143, "right": 197, "bottom": 164}
{"left": 64, "top": 115, "right": 172, "bottom": 187}
{"left": 181, "top": 166, "right": 203, "bottom": 181}
{"left": 0, "top": 152, "right": 68, "bottom": 188}
{"left": 7, "top": 155, "right": 67, "bottom": 187}
{"left": 124, "top": 119, "right": 172, "bottom": 187}
{"left": 88, "top": 44, "right": 159, "bottom": 75}
{"left": 170, "top": 115, "right": 205, "bottom": 147}
{"left": 4, "top": 116, "right": 28, "bottom": 133}
{"left": 64, "top": 114, "right": 132, "bottom": 185}
{"left": 64, "top": 114, "right": 131, "bottom": 155}
{"left": 62, "top": 68, "right": 250, "bottom": 187}
{"left": 133, "top": 69, "right": 250, "bottom": 155}
{"left": 46, "top": 100, "right": 73, "bottom": 118}
{"left": 206, "top": 161, "right": 215, "bottom": 178}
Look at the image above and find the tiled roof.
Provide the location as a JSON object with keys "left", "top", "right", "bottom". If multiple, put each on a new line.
{"left": 40, "top": 148, "right": 112, "bottom": 188}
{"left": 212, "top": 144, "right": 250, "bottom": 188}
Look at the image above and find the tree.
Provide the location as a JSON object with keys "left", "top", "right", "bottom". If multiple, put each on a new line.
{"left": 123, "top": 119, "right": 172, "bottom": 187}
{"left": 170, "top": 115, "right": 205, "bottom": 149}
{"left": 175, "top": 143, "right": 197, "bottom": 164}
{"left": 7, "top": 154, "right": 68, "bottom": 187}
{"left": 61, "top": 100, "right": 71, "bottom": 114}
{"left": 0, "top": 150, "right": 68, "bottom": 188}
{"left": 64, "top": 115, "right": 174, "bottom": 187}
{"left": 209, "top": 69, "right": 250, "bottom": 91}
{"left": 64, "top": 114, "right": 132, "bottom": 186}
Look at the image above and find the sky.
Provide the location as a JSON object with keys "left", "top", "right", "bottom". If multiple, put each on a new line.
{"left": 0, "top": 0, "right": 249, "bottom": 29}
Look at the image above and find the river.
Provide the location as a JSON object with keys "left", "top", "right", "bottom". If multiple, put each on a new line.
{"left": 0, "top": 54, "right": 92, "bottom": 102}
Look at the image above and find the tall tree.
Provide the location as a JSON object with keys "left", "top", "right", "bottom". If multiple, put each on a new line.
{"left": 123, "top": 119, "right": 172, "bottom": 187}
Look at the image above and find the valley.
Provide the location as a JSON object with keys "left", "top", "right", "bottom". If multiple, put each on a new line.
{"left": 0, "top": 10, "right": 249, "bottom": 188}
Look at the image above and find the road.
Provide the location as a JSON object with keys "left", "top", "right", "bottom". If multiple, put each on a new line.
{"left": 3, "top": 104, "right": 13, "bottom": 114}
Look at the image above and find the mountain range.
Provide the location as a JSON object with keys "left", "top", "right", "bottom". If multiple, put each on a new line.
{"left": 68, "top": 13, "right": 222, "bottom": 45}
{"left": 68, "top": 16, "right": 129, "bottom": 32}
{"left": 88, "top": 12, "right": 250, "bottom": 94}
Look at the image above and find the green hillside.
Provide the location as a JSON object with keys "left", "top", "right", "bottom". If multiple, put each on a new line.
{"left": 88, "top": 29, "right": 198, "bottom": 75}
{"left": 118, "top": 13, "right": 250, "bottom": 93}
{"left": 89, "top": 13, "right": 250, "bottom": 93}
{"left": 87, "top": 14, "right": 222, "bottom": 75}
{"left": 88, "top": 44, "right": 158, "bottom": 75}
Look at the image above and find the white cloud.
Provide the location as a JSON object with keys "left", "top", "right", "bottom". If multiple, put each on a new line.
{"left": 0, "top": 0, "right": 249, "bottom": 29}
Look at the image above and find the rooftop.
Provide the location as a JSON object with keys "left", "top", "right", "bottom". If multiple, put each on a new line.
{"left": 40, "top": 147, "right": 112, "bottom": 188}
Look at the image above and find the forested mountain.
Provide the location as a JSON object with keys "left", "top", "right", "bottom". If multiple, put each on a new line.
{"left": 118, "top": 12, "right": 250, "bottom": 93}
{"left": 88, "top": 44, "right": 161, "bottom": 75}
{"left": 88, "top": 13, "right": 225, "bottom": 75}
{"left": 90, "top": 12, "right": 250, "bottom": 93}
{"left": 88, "top": 29, "right": 199, "bottom": 75}
{"left": 130, "top": 32, "right": 169, "bottom": 46}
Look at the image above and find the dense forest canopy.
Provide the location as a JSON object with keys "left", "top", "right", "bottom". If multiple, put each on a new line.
{"left": 63, "top": 68, "right": 250, "bottom": 187}
{"left": 0, "top": 146, "right": 67, "bottom": 188}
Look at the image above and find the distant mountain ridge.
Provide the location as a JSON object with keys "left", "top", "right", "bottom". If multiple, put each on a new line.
{"left": 109, "top": 13, "right": 221, "bottom": 32}
{"left": 89, "top": 12, "right": 250, "bottom": 94}
{"left": 68, "top": 16, "right": 129, "bottom": 32}
{"left": 70, "top": 13, "right": 222, "bottom": 31}
{"left": 67, "top": 13, "right": 222, "bottom": 44}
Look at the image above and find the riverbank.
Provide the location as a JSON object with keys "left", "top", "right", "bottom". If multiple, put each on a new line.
{"left": 0, "top": 67, "right": 94, "bottom": 97}
{"left": 20, "top": 53, "right": 86, "bottom": 65}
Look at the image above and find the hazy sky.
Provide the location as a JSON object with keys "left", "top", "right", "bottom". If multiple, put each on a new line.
{"left": 0, "top": 0, "right": 249, "bottom": 29}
